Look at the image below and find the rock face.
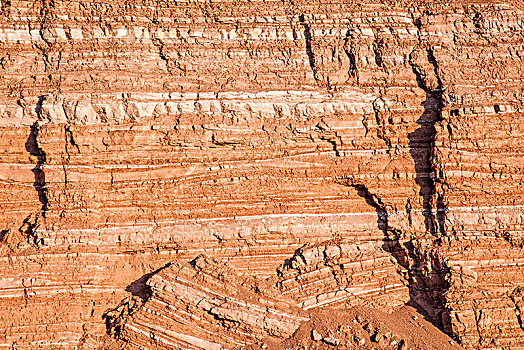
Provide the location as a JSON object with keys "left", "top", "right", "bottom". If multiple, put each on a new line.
{"left": 1, "top": 0, "right": 524, "bottom": 349}
{"left": 100, "top": 254, "right": 458, "bottom": 350}
{"left": 277, "top": 239, "right": 410, "bottom": 310}
{"left": 103, "top": 255, "right": 308, "bottom": 349}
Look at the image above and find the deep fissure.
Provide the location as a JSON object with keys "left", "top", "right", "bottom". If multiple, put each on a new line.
{"left": 338, "top": 179, "right": 452, "bottom": 334}
{"left": 25, "top": 121, "right": 48, "bottom": 215}
{"left": 408, "top": 18, "right": 448, "bottom": 237}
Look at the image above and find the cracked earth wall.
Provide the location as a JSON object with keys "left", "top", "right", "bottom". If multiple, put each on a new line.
{"left": 1, "top": 0, "right": 524, "bottom": 349}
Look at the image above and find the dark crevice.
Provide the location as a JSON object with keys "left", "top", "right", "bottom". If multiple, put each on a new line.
{"left": 280, "top": 245, "right": 305, "bottom": 272}
{"left": 151, "top": 36, "right": 186, "bottom": 74}
{"left": 103, "top": 296, "right": 144, "bottom": 339}
{"left": 510, "top": 288, "right": 524, "bottom": 333}
{"left": 402, "top": 26, "right": 452, "bottom": 330}
{"left": 105, "top": 261, "right": 174, "bottom": 339}
{"left": 408, "top": 93, "right": 442, "bottom": 235}
{"left": 372, "top": 37, "right": 385, "bottom": 68}
{"left": 125, "top": 262, "right": 174, "bottom": 301}
{"left": 298, "top": 14, "right": 315, "bottom": 76}
{"left": 0, "top": 229, "right": 8, "bottom": 242}
{"left": 349, "top": 183, "right": 389, "bottom": 233}
{"left": 299, "top": 15, "right": 355, "bottom": 90}
{"left": 413, "top": 17, "right": 422, "bottom": 30}
{"left": 427, "top": 48, "right": 443, "bottom": 89}
{"left": 406, "top": 198, "right": 413, "bottom": 227}
{"left": 342, "top": 26, "right": 359, "bottom": 83}
{"left": 343, "top": 45, "right": 358, "bottom": 79}
{"left": 408, "top": 44, "right": 447, "bottom": 236}
{"left": 298, "top": 14, "right": 333, "bottom": 90}
{"left": 337, "top": 179, "right": 452, "bottom": 334}
{"left": 64, "top": 124, "right": 80, "bottom": 159}
{"left": 35, "top": 95, "right": 45, "bottom": 118}
{"left": 25, "top": 121, "right": 48, "bottom": 215}
{"left": 316, "top": 122, "right": 343, "bottom": 157}
{"left": 320, "top": 135, "right": 341, "bottom": 157}
{"left": 19, "top": 214, "right": 44, "bottom": 248}
{"left": 337, "top": 180, "right": 403, "bottom": 255}
{"left": 151, "top": 37, "right": 172, "bottom": 74}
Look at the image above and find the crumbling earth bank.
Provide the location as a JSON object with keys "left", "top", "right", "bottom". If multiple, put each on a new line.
{"left": 1, "top": 0, "right": 524, "bottom": 349}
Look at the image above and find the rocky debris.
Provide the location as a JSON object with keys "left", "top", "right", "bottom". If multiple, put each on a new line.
{"left": 311, "top": 329, "right": 322, "bottom": 341}
{"left": 269, "top": 305, "right": 462, "bottom": 350}
{"left": 322, "top": 335, "right": 340, "bottom": 346}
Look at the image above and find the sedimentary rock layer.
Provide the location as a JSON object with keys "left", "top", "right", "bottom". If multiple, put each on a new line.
{"left": 104, "top": 255, "right": 308, "bottom": 349}
{"left": 1, "top": 0, "right": 524, "bottom": 349}
{"left": 277, "top": 239, "right": 410, "bottom": 310}
{"left": 102, "top": 253, "right": 459, "bottom": 350}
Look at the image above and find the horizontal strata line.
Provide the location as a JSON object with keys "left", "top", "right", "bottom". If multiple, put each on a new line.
{"left": 32, "top": 206, "right": 524, "bottom": 234}
{"left": 1, "top": 89, "right": 374, "bottom": 102}
{"left": 0, "top": 286, "right": 122, "bottom": 298}
{"left": 0, "top": 250, "right": 301, "bottom": 263}
{"left": 126, "top": 322, "right": 229, "bottom": 349}
{"left": 0, "top": 341, "right": 78, "bottom": 347}
{"left": 102, "top": 206, "right": 524, "bottom": 224}
{"left": 2, "top": 150, "right": 389, "bottom": 168}
{"left": 162, "top": 275, "right": 304, "bottom": 320}
{"left": 283, "top": 271, "right": 397, "bottom": 295}
{"left": 301, "top": 283, "right": 406, "bottom": 310}
{"left": 143, "top": 301, "right": 256, "bottom": 346}
{"left": 0, "top": 321, "right": 94, "bottom": 329}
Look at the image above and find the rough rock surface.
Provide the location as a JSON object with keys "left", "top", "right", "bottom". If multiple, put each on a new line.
{"left": 276, "top": 239, "right": 410, "bottom": 310}
{"left": 1, "top": 0, "right": 524, "bottom": 349}
{"left": 103, "top": 255, "right": 308, "bottom": 349}
{"left": 100, "top": 255, "right": 460, "bottom": 350}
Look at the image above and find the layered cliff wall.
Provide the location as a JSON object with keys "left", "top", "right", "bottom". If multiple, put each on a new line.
{"left": 1, "top": 0, "right": 524, "bottom": 349}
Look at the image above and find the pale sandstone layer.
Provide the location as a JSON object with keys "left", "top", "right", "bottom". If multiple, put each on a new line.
{"left": 1, "top": 0, "right": 524, "bottom": 349}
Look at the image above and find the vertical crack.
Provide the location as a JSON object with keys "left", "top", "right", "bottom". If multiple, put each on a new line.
{"left": 323, "top": 135, "right": 342, "bottom": 157}
{"left": 299, "top": 13, "right": 354, "bottom": 90}
{"left": 316, "top": 121, "right": 343, "bottom": 157}
{"left": 297, "top": 14, "right": 335, "bottom": 90}
{"left": 20, "top": 114, "right": 49, "bottom": 249}
{"left": 407, "top": 31, "right": 447, "bottom": 236}
{"left": 343, "top": 34, "right": 359, "bottom": 81}
{"left": 151, "top": 38, "right": 173, "bottom": 75}
{"left": 348, "top": 183, "right": 389, "bottom": 233}
{"left": 335, "top": 179, "right": 405, "bottom": 266}
{"left": 336, "top": 179, "right": 452, "bottom": 333}
{"left": 472, "top": 302, "right": 485, "bottom": 348}
{"left": 299, "top": 14, "right": 316, "bottom": 78}
{"left": 33, "top": 0, "right": 57, "bottom": 72}
{"left": 150, "top": 35, "right": 185, "bottom": 75}
{"left": 510, "top": 287, "right": 524, "bottom": 333}
{"left": 64, "top": 124, "right": 80, "bottom": 160}
{"left": 25, "top": 121, "right": 48, "bottom": 216}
